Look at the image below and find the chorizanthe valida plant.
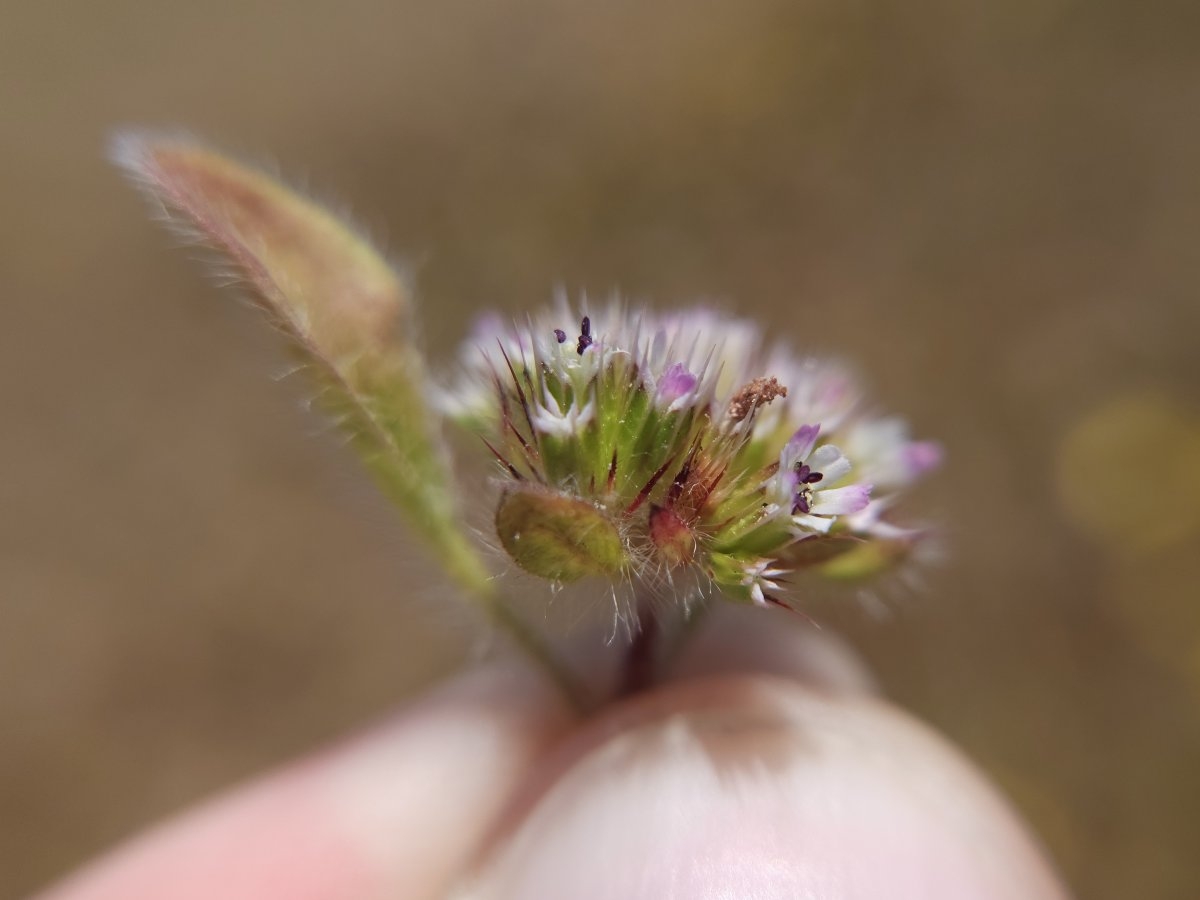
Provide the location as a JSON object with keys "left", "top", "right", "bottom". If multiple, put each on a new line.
{"left": 114, "top": 133, "right": 940, "bottom": 709}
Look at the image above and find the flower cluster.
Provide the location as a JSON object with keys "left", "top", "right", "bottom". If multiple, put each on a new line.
{"left": 115, "top": 134, "right": 943, "bottom": 701}
{"left": 442, "top": 297, "right": 940, "bottom": 609}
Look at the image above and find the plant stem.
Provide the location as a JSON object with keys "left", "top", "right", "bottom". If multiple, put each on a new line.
{"left": 618, "top": 595, "right": 659, "bottom": 697}
{"left": 487, "top": 597, "right": 591, "bottom": 713}
{"left": 660, "top": 599, "right": 713, "bottom": 672}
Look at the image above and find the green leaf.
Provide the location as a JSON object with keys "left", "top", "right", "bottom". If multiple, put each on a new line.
{"left": 495, "top": 487, "right": 627, "bottom": 582}
{"left": 112, "top": 133, "right": 491, "bottom": 595}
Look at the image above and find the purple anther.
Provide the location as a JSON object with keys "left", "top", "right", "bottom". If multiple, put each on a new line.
{"left": 793, "top": 462, "right": 824, "bottom": 485}
{"left": 576, "top": 316, "right": 594, "bottom": 355}
{"left": 554, "top": 328, "right": 567, "bottom": 343}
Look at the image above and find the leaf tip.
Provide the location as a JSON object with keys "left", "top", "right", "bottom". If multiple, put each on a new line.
{"left": 108, "top": 127, "right": 196, "bottom": 193}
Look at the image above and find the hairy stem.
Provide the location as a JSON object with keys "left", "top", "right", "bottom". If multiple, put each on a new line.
{"left": 488, "top": 597, "right": 591, "bottom": 713}
{"left": 618, "top": 595, "right": 660, "bottom": 697}
{"left": 660, "top": 599, "right": 713, "bottom": 671}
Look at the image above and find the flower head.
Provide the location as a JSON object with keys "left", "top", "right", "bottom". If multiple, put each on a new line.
{"left": 114, "top": 134, "right": 943, "bottom": 701}
{"left": 442, "top": 299, "right": 939, "bottom": 608}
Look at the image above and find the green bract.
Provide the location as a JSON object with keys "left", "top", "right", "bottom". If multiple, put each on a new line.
{"left": 496, "top": 488, "right": 627, "bottom": 582}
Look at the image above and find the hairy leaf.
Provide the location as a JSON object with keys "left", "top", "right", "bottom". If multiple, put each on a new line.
{"left": 496, "top": 487, "right": 627, "bottom": 582}
{"left": 113, "top": 133, "right": 490, "bottom": 594}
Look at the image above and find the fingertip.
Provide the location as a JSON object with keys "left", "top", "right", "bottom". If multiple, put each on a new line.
{"left": 459, "top": 675, "right": 1069, "bottom": 900}
{"left": 32, "top": 662, "right": 574, "bottom": 900}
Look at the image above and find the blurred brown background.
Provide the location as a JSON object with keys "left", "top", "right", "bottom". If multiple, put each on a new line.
{"left": 3, "top": 0, "right": 1199, "bottom": 896}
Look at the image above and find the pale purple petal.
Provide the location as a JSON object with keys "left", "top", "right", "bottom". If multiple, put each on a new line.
{"left": 468, "top": 311, "right": 508, "bottom": 342}
{"left": 763, "top": 465, "right": 800, "bottom": 510}
{"left": 779, "top": 468, "right": 800, "bottom": 494}
{"left": 784, "top": 424, "right": 821, "bottom": 462}
{"left": 656, "top": 363, "right": 699, "bottom": 408}
{"left": 903, "top": 441, "right": 943, "bottom": 478}
{"left": 469, "top": 311, "right": 530, "bottom": 354}
{"left": 811, "top": 483, "right": 873, "bottom": 516}
{"left": 817, "top": 376, "right": 853, "bottom": 412}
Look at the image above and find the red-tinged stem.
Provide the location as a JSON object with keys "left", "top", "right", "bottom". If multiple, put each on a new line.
{"left": 618, "top": 596, "right": 659, "bottom": 697}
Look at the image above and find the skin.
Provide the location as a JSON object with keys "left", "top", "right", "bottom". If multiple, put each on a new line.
{"left": 32, "top": 610, "right": 1071, "bottom": 900}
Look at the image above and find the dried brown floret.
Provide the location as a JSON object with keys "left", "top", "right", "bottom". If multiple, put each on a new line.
{"left": 727, "top": 376, "right": 788, "bottom": 422}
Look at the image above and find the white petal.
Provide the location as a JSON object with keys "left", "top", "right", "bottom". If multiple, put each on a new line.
{"left": 811, "top": 484, "right": 873, "bottom": 516}
{"left": 791, "top": 513, "right": 833, "bottom": 534}
{"left": 575, "top": 398, "right": 597, "bottom": 428}
{"left": 530, "top": 409, "right": 571, "bottom": 437}
{"left": 749, "top": 582, "right": 766, "bottom": 606}
{"left": 808, "top": 444, "right": 852, "bottom": 485}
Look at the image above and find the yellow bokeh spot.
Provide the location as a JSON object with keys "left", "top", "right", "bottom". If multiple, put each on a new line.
{"left": 1056, "top": 391, "right": 1200, "bottom": 556}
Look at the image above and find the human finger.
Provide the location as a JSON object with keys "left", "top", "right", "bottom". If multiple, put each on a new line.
{"left": 457, "top": 674, "right": 1070, "bottom": 900}
{"left": 32, "top": 662, "right": 574, "bottom": 900}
